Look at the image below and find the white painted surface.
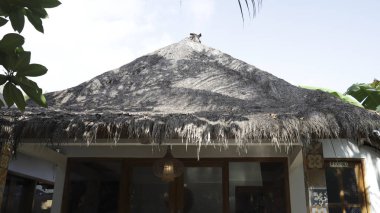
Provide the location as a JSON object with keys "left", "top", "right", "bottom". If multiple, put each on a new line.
{"left": 321, "top": 139, "right": 380, "bottom": 213}
{"left": 60, "top": 143, "right": 292, "bottom": 158}
{"left": 8, "top": 153, "right": 56, "bottom": 183}
{"left": 288, "top": 149, "right": 308, "bottom": 213}
{"left": 51, "top": 158, "right": 67, "bottom": 213}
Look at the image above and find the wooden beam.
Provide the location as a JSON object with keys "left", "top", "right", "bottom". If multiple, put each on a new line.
{"left": 0, "top": 143, "right": 12, "bottom": 209}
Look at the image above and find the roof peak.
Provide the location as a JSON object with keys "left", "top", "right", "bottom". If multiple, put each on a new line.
{"left": 189, "top": 33, "right": 202, "bottom": 43}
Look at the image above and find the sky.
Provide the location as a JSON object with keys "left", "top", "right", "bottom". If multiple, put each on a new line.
{"left": 1, "top": 0, "right": 379, "bottom": 93}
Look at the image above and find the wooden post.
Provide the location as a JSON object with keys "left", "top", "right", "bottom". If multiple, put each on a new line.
{"left": 0, "top": 142, "right": 12, "bottom": 208}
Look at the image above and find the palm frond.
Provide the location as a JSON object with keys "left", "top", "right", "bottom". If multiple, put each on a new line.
{"left": 237, "top": 0, "right": 262, "bottom": 22}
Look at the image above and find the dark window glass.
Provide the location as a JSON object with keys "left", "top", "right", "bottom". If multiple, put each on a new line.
{"left": 68, "top": 160, "right": 121, "bottom": 213}
{"left": 328, "top": 207, "right": 343, "bottom": 213}
{"left": 325, "top": 161, "right": 367, "bottom": 213}
{"left": 325, "top": 167, "right": 341, "bottom": 203}
{"left": 130, "top": 167, "right": 170, "bottom": 213}
{"left": 1, "top": 174, "right": 36, "bottom": 213}
{"left": 229, "top": 162, "right": 286, "bottom": 213}
{"left": 342, "top": 168, "right": 360, "bottom": 204}
{"left": 183, "top": 167, "right": 223, "bottom": 213}
{"left": 346, "top": 207, "right": 361, "bottom": 213}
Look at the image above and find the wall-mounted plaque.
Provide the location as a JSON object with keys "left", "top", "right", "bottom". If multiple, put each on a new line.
{"left": 309, "top": 187, "right": 328, "bottom": 207}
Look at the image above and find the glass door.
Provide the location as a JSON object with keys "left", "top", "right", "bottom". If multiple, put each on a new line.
{"left": 130, "top": 166, "right": 172, "bottom": 213}
{"left": 129, "top": 163, "right": 224, "bottom": 213}
{"left": 180, "top": 167, "right": 223, "bottom": 213}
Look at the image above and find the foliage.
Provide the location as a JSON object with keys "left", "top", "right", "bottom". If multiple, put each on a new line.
{"left": 346, "top": 79, "right": 380, "bottom": 112}
{"left": 237, "top": 0, "right": 262, "bottom": 22}
{"left": 0, "top": 0, "right": 61, "bottom": 111}
{"left": 300, "top": 85, "right": 364, "bottom": 108}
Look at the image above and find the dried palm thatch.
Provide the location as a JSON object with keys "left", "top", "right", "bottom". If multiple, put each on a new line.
{"left": 1, "top": 37, "right": 380, "bottom": 152}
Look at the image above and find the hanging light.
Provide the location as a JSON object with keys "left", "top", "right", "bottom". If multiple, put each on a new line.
{"left": 153, "top": 146, "right": 184, "bottom": 182}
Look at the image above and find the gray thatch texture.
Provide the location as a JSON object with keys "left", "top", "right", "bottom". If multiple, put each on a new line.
{"left": 1, "top": 38, "right": 380, "bottom": 150}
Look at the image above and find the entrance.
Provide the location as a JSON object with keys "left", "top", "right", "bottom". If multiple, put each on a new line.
{"left": 64, "top": 158, "right": 290, "bottom": 213}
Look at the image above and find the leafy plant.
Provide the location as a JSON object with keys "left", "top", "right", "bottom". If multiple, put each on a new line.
{"left": 300, "top": 85, "right": 364, "bottom": 108}
{"left": 346, "top": 79, "right": 380, "bottom": 112}
{"left": 0, "top": 0, "right": 61, "bottom": 111}
{"left": 237, "top": 0, "right": 262, "bottom": 22}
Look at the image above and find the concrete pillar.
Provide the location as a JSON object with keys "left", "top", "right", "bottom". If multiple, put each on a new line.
{"left": 289, "top": 149, "right": 307, "bottom": 213}
{"left": 51, "top": 158, "right": 67, "bottom": 213}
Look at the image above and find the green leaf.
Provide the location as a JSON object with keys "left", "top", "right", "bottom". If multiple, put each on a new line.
{"left": 21, "top": 85, "right": 47, "bottom": 107}
{"left": 346, "top": 82, "right": 380, "bottom": 111}
{"left": 14, "top": 51, "right": 31, "bottom": 70}
{"left": 9, "top": 9, "right": 25, "bottom": 33}
{"left": 301, "top": 85, "right": 364, "bottom": 108}
{"left": 12, "top": 75, "right": 38, "bottom": 88}
{"left": 38, "top": 0, "right": 61, "bottom": 8}
{"left": 13, "top": 76, "right": 47, "bottom": 107}
{"left": 18, "top": 64, "right": 47, "bottom": 77}
{"left": 25, "top": 9, "right": 44, "bottom": 33}
{"left": 0, "top": 74, "right": 7, "bottom": 85}
{"left": 0, "top": 8, "right": 8, "bottom": 16}
{"left": 29, "top": 7, "right": 48, "bottom": 18}
{"left": 0, "top": 33, "right": 25, "bottom": 53}
{"left": 370, "top": 79, "right": 380, "bottom": 89}
{"left": 3, "top": 82, "right": 14, "bottom": 107}
{"left": 9, "top": 82, "right": 26, "bottom": 111}
{"left": 0, "top": 17, "right": 8, "bottom": 27}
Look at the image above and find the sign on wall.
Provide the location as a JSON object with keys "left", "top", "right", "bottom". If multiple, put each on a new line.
{"left": 309, "top": 187, "right": 328, "bottom": 213}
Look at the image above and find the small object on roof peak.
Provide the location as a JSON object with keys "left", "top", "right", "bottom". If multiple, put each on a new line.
{"left": 189, "top": 33, "right": 202, "bottom": 43}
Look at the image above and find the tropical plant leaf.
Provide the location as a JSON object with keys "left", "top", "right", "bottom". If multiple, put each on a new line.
{"left": 29, "top": 7, "right": 48, "bottom": 18}
{"left": 0, "top": 17, "right": 8, "bottom": 27}
{"left": 14, "top": 51, "right": 31, "bottom": 70}
{"left": 0, "top": 33, "right": 25, "bottom": 53}
{"left": 8, "top": 82, "right": 26, "bottom": 111}
{"left": 244, "top": 0, "right": 251, "bottom": 18}
{"left": 3, "top": 82, "right": 15, "bottom": 107}
{"left": 0, "top": 74, "right": 7, "bottom": 85}
{"left": 9, "top": 9, "right": 25, "bottom": 33}
{"left": 25, "top": 9, "right": 44, "bottom": 33}
{"left": 19, "top": 64, "right": 47, "bottom": 77}
{"left": 300, "top": 85, "right": 363, "bottom": 108}
{"left": 346, "top": 80, "right": 380, "bottom": 111}
{"left": 237, "top": 0, "right": 261, "bottom": 21}
{"left": 237, "top": 0, "right": 245, "bottom": 23}
{"left": 21, "top": 84, "right": 47, "bottom": 107}
{"left": 38, "top": 0, "right": 61, "bottom": 8}
{"left": 12, "top": 75, "right": 47, "bottom": 107}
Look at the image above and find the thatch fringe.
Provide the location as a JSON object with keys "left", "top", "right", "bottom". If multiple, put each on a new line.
{"left": 2, "top": 108, "right": 379, "bottom": 153}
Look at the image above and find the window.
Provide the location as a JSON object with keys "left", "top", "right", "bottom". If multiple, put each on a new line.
{"left": 1, "top": 173, "right": 54, "bottom": 213}
{"left": 64, "top": 158, "right": 290, "bottom": 213}
{"left": 325, "top": 160, "right": 368, "bottom": 213}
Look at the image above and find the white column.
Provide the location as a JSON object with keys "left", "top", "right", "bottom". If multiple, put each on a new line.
{"left": 51, "top": 158, "right": 67, "bottom": 213}
{"left": 289, "top": 149, "right": 307, "bottom": 213}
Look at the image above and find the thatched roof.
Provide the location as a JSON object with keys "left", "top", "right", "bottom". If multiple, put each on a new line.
{"left": 1, "top": 37, "right": 380, "bottom": 150}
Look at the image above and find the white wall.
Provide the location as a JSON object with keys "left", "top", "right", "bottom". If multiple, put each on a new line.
{"left": 50, "top": 159, "right": 67, "bottom": 213}
{"left": 8, "top": 153, "right": 56, "bottom": 183}
{"left": 321, "top": 139, "right": 380, "bottom": 213}
{"left": 288, "top": 150, "right": 307, "bottom": 213}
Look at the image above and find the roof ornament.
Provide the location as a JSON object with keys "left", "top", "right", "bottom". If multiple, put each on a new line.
{"left": 189, "top": 33, "right": 201, "bottom": 43}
